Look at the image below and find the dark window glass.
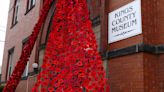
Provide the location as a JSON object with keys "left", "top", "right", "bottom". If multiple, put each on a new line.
{"left": 26, "top": 0, "right": 36, "bottom": 13}
{"left": 6, "top": 48, "right": 14, "bottom": 80}
{"left": 11, "top": 0, "right": 19, "bottom": 27}
{"left": 22, "top": 38, "right": 29, "bottom": 77}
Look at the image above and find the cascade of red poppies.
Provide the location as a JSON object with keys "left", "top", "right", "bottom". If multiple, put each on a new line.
{"left": 3, "top": 0, "right": 53, "bottom": 92}
{"left": 32, "top": 0, "right": 107, "bottom": 92}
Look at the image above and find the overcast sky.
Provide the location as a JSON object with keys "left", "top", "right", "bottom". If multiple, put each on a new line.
{"left": 0, "top": 0, "right": 10, "bottom": 65}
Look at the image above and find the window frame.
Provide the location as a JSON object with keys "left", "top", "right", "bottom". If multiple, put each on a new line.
{"left": 21, "top": 37, "right": 30, "bottom": 77}
{"left": 11, "top": 0, "right": 19, "bottom": 28}
{"left": 22, "top": 62, "right": 29, "bottom": 77}
{"left": 37, "top": 2, "right": 55, "bottom": 67}
{"left": 38, "top": 44, "right": 46, "bottom": 67}
{"left": 25, "top": 0, "right": 36, "bottom": 15}
{"left": 6, "top": 47, "right": 14, "bottom": 80}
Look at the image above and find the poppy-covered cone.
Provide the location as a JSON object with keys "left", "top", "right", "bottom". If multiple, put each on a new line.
{"left": 32, "top": 0, "right": 108, "bottom": 92}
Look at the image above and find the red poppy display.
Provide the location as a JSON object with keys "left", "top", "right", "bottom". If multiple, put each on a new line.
{"left": 33, "top": 0, "right": 108, "bottom": 92}
{"left": 3, "top": 0, "right": 109, "bottom": 92}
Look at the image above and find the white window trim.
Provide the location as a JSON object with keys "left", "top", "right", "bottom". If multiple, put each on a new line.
{"left": 22, "top": 62, "right": 29, "bottom": 77}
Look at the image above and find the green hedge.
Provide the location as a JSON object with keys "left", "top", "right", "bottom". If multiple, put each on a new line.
{"left": 0, "top": 85, "right": 4, "bottom": 92}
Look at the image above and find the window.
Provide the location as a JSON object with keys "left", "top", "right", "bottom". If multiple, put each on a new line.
{"left": 45, "top": 11, "right": 55, "bottom": 42}
{"left": 6, "top": 48, "right": 14, "bottom": 80}
{"left": 22, "top": 38, "right": 29, "bottom": 77}
{"left": 86, "top": 0, "right": 101, "bottom": 20}
{"left": 11, "top": 0, "right": 19, "bottom": 27}
{"left": 26, "top": 0, "right": 36, "bottom": 13}
{"left": 38, "top": 47, "right": 45, "bottom": 67}
{"left": 38, "top": 9, "right": 54, "bottom": 67}
{"left": 22, "top": 62, "right": 29, "bottom": 77}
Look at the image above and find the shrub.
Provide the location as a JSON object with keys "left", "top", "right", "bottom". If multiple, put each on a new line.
{"left": 0, "top": 85, "right": 4, "bottom": 92}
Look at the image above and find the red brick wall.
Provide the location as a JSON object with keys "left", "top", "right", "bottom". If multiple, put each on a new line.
{"left": 142, "top": 0, "right": 157, "bottom": 45}
{"left": 158, "top": 55, "right": 164, "bottom": 91}
{"left": 104, "top": 1, "right": 144, "bottom": 91}
{"left": 156, "top": 0, "right": 164, "bottom": 91}
{"left": 1, "top": 0, "right": 41, "bottom": 84}
{"left": 109, "top": 53, "right": 144, "bottom": 92}
{"left": 143, "top": 53, "right": 159, "bottom": 92}
{"left": 15, "top": 80, "right": 27, "bottom": 92}
{"left": 87, "top": 0, "right": 101, "bottom": 20}
{"left": 104, "top": 0, "right": 164, "bottom": 92}
{"left": 155, "top": 0, "right": 164, "bottom": 45}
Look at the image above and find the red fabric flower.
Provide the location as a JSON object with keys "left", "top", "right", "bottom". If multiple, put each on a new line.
{"left": 33, "top": 0, "right": 108, "bottom": 92}
{"left": 3, "top": 0, "right": 109, "bottom": 91}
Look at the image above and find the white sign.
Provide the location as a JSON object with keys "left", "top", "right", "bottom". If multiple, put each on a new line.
{"left": 108, "top": 0, "right": 142, "bottom": 43}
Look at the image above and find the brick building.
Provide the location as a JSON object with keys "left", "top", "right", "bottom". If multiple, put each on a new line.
{"left": 1, "top": 0, "right": 164, "bottom": 92}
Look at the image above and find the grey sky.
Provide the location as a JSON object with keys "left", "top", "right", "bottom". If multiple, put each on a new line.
{"left": 0, "top": 0, "right": 10, "bottom": 65}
